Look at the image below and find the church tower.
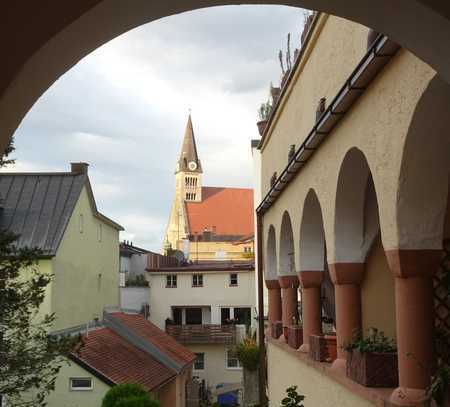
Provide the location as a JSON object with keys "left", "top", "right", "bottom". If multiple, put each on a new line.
{"left": 175, "top": 114, "right": 203, "bottom": 203}
{"left": 164, "top": 115, "right": 203, "bottom": 253}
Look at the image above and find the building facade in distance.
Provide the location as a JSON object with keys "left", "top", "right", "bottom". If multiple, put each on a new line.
{"left": 164, "top": 115, "right": 254, "bottom": 262}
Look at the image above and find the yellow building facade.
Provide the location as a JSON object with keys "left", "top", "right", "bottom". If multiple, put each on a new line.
{"left": 257, "top": 13, "right": 450, "bottom": 407}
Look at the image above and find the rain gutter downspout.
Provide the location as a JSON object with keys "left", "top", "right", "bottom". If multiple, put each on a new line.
{"left": 256, "top": 212, "right": 267, "bottom": 404}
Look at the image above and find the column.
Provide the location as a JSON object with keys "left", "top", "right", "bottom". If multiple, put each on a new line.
{"left": 386, "top": 249, "right": 440, "bottom": 406}
{"left": 328, "top": 263, "right": 364, "bottom": 372}
{"left": 297, "top": 270, "right": 323, "bottom": 353}
{"left": 278, "top": 275, "right": 299, "bottom": 341}
{"left": 265, "top": 279, "right": 282, "bottom": 325}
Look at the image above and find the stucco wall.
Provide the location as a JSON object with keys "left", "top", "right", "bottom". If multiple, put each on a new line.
{"left": 120, "top": 286, "right": 149, "bottom": 311}
{"left": 148, "top": 270, "right": 256, "bottom": 329}
{"left": 267, "top": 342, "right": 374, "bottom": 407}
{"left": 361, "top": 236, "right": 396, "bottom": 339}
{"left": 51, "top": 186, "right": 120, "bottom": 330}
{"left": 189, "top": 343, "right": 243, "bottom": 389}
{"left": 45, "top": 359, "right": 111, "bottom": 407}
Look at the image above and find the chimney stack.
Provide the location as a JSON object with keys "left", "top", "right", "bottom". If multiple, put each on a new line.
{"left": 71, "top": 162, "right": 89, "bottom": 174}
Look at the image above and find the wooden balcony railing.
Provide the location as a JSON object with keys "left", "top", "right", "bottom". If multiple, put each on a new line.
{"left": 166, "top": 324, "right": 236, "bottom": 345}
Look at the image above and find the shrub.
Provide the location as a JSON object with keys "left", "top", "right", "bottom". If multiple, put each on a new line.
{"left": 344, "top": 328, "right": 396, "bottom": 354}
{"left": 235, "top": 337, "right": 260, "bottom": 371}
{"left": 102, "top": 383, "right": 160, "bottom": 407}
{"left": 281, "top": 386, "right": 305, "bottom": 407}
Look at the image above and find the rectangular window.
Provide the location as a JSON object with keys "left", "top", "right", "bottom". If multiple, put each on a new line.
{"left": 166, "top": 274, "right": 177, "bottom": 288}
{"left": 221, "top": 307, "right": 231, "bottom": 324}
{"left": 229, "top": 273, "right": 238, "bottom": 286}
{"left": 192, "top": 274, "right": 203, "bottom": 287}
{"left": 234, "top": 307, "right": 251, "bottom": 326}
{"left": 185, "top": 307, "right": 202, "bottom": 325}
{"left": 194, "top": 353, "right": 205, "bottom": 370}
{"left": 70, "top": 377, "right": 93, "bottom": 391}
{"left": 226, "top": 348, "right": 241, "bottom": 369}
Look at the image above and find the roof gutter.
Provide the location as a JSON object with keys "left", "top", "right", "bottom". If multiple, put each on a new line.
{"left": 256, "top": 34, "right": 400, "bottom": 216}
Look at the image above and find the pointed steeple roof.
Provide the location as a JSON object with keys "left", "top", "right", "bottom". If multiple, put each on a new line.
{"left": 177, "top": 114, "right": 202, "bottom": 173}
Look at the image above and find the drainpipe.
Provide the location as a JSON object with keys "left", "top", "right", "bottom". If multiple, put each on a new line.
{"left": 256, "top": 213, "right": 267, "bottom": 405}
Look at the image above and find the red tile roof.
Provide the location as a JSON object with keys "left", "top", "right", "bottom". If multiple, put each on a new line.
{"left": 111, "top": 312, "right": 196, "bottom": 367}
{"left": 185, "top": 187, "right": 254, "bottom": 237}
{"left": 71, "top": 313, "right": 195, "bottom": 391}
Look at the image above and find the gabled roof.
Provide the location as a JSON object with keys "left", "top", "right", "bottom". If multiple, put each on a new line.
{"left": 70, "top": 312, "right": 195, "bottom": 392}
{"left": 0, "top": 164, "right": 123, "bottom": 256}
{"left": 185, "top": 187, "right": 254, "bottom": 237}
{"left": 177, "top": 115, "right": 202, "bottom": 173}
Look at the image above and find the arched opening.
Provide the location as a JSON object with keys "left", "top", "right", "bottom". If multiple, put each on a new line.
{"left": 266, "top": 225, "right": 278, "bottom": 280}
{"left": 279, "top": 211, "right": 296, "bottom": 276}
{"left": 2, "top": 2, "right": 450, "bottom": 152}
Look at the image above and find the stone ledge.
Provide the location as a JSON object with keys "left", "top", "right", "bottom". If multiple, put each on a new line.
{"left": 267, "top": 335, "right": 395, "bottom": 407}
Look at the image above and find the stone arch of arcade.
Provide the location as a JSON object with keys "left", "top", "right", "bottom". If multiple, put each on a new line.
{"left": 1, "top": 1, "right": 450, "bottom": 153}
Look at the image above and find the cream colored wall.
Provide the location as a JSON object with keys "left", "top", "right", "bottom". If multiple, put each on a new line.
{"left": 189, "top": 344, "right": 242, "bottom": 389}
{"left": 361, "top": 236, "right": 396, "bottom": 339}
{"left": 188, "top": 241, "right": 254, "bottom": 261}
{"left": 45, "top": 359, "right": 111, "bottom": 407}
{"left": 267, "top": 342, "right": 373, "bottom": 407}
{"left": 51, "top": 186, "right": 119, "bottom": 331}
{"left": 261, "top": 15, "right": 369, "bottom": 196}
{"left": 262, "top": 47, "right": 435, "bottom": 267}
{"left": 148, "top": 270, "right": 256, "bottom": 329}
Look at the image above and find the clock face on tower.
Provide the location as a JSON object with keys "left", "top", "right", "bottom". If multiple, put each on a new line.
{"left": 188, "top": 161, "right": 198, "bottom": 171}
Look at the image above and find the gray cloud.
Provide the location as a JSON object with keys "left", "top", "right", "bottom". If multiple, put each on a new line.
{"left": 10, "top": 5, "right": 306, "bottom": 250}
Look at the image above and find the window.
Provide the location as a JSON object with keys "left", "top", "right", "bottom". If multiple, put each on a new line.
{"left": 166, "top": 274, "right": 177, "bottom": 288}
{"left": 79, "top": 214, "right": 84, "bottom": 233}
{"left": 221, "top": 307, "right": 231, "bottom": 324}
{"left": 97, "top": 224, "right": 103, "bottom": 242}
{"left": 192, "top": 274, "right": 203, "bottom": 287}
{"left": 185, "top": 307, "right": 202, "bottom": 324}
{"left": 229, "top": 273, "right": 238, "bottom": 286}
{"left": 194, "top": 353, "right": 205, "bottom": 370}
{"left": 70, "top": 377, "right": 93, "bottom": 391}
{"left": 226, "top": 348, "right": 241, "bottom": 369}
{"left": 234, "top": 307, "right": 251, "bottom": 326}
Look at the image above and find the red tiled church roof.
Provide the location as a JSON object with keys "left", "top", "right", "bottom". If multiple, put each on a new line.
{"left": 71, "top": 313, "right": 195, "bottom": 391}
{"left": 185, "top": 187, "right": 254, "bottom": 236}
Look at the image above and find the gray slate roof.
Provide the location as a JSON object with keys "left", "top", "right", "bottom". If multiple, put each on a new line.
{"left": 0, "top": 170, "right": 123, "bottom": 256}
{"left": 0, "top": 172, "right": 86, "bottom": 255}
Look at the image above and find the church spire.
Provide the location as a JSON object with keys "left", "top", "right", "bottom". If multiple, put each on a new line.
{"left": 177, "top": 114, "right": 202, "bottom": 173}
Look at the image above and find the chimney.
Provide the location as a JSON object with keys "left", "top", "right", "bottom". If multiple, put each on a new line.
{"left": 71, "top": 162, "right": 89, "bottom": 174}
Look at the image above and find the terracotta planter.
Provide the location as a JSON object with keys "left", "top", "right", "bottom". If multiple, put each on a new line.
{"left": 287, "top": 325, "right": 303, "bottom": 349}
{"left": 271, "top": 321, "right": 283, "bottom": 339}
{"left": 257, "top": 120, "right": 267, "bottom": 136}
{"left": 309, "top": 334, "right": 337, "bottom": 363}
{"left": 346, "top": 349, "right": 398, "bottom": 388}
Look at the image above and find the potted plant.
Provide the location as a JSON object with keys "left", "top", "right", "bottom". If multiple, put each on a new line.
{"left": 287, "top": 316, "right": 303, "bottom": 350}
{"left": 280, "top": 386, "right": 305, "bottom": 407}
{"left": 257, "top": 101, "right": 272, "bottom": 136}
{"left": 427, "top": 362, "right": 450, "bottom": 407}
{"left": 236, "top": 336, "right": 261, "bottom": 406}
{"left": 345, "top": 328, "right": 398, "bottom": 388}
{"left": 309, "top": 331, "right": 337, "bottom": 363}
{"left": 271, "top": 320, "right": 283, "bottom": 339}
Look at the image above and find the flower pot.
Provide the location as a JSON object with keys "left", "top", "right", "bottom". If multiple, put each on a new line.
{"left": 346, "top": 349, "right": 398, "bottom": 388}
{"left": 270, "top": 86, "right": 281, "bottom": 104}
{"left": 287, "top": 325, "right": 303, "bottom": 349}
{"left": 271, "top": 321, "right": 283, "bottom": 339}
{"left": 257, "top": 120, "right": 268, "bottom": 136}
{"left": 309, "top": 334, "right": 337, "bottom": 363}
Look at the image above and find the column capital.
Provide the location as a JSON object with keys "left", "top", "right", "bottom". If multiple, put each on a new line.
{"left": 297, "top": 270, "right": 323, "bottom": 288}
{"left": 328, "top": 263, "right": 365, "bottom": 285}
{"left": 278, "top": 275, "right": 299, "bottom": 289}
{"left": 265, "top": 279, "right": 281, "bottom": 289}
{"left": 385, "top": 249, "right": 442, "bottom": 278}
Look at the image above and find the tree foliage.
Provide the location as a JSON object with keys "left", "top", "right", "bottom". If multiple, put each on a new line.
{"left": 0, "top": 139, "right": 75, "bottom": 406}
{"left": 102, "top": 384, "right": 160, "bottom": 407}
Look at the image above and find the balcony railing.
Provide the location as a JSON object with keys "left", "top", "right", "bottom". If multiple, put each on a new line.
{"left": 166, "top": 324, "right": 236, "bottom": 345}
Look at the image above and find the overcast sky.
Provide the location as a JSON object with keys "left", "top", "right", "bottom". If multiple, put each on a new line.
{"left": 9, "top": 5, "right": 306, "bottom": 251}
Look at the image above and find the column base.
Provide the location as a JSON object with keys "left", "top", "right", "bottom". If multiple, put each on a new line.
{"left": 330, "top": 357, "right": 346, "bottom": 374}
{"left": 388, "top": 387, "right": 429, "bottom": 407}
{"left": 299, "top": 343, "right": 309, "bottom": 353}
